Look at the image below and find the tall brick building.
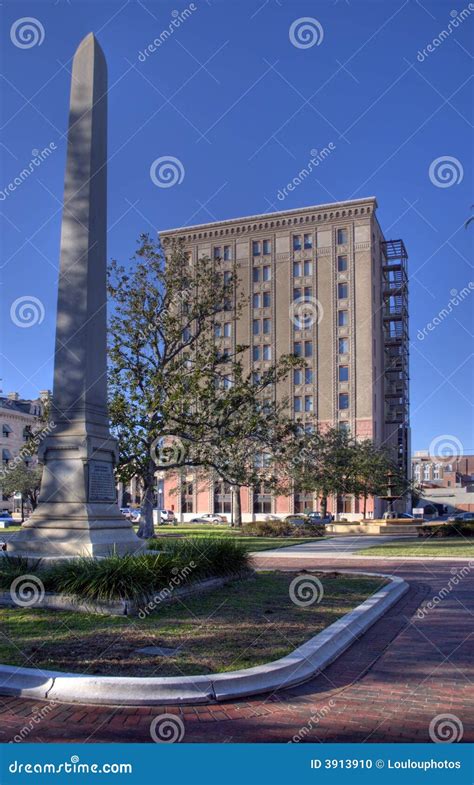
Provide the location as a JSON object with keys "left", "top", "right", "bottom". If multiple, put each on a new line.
{"left": 160, "top": 197, "right": 410, "bottom": 521}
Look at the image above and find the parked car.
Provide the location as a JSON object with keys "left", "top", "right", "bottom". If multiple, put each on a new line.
{"left": 129, "top": 509, "right": 142, "bottom": 523}
{"left": 397, "top": 513, "right": 415, "bottom": 519}
{"left": 447, "top": 512, "right": 474, "bottom": 523}
{"left": 306, "top": 511, "right": 332, "bottom": 524}
{"left": 0, "top": 511, "right": 15, "bottom": 527}
{"left": 119, "top": 507, "right": 133, "bottom": 519}
{"left": 190, "top": 513, "right": 228, "bottom": 523}
{"left": 153, "top": 509, "right": 177, "bottom": 524}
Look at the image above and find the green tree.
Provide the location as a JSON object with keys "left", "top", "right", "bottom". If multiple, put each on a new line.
{"left": 1, "top": 462, "right": 42, "bottom": 513}
{"left": 108, "top": 235, "right": 300, "bottom": 538}
{"left": 287, "top": 426, "right": 357, "bottom": 517}
{"left": 351, "top": 439, "right": 397, "bottom": 518}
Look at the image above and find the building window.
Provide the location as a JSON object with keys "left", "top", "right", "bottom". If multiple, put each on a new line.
{"left": 293, "top": 287, "right": 302, "bottom": 300}
{"left": 337, "top": 228, "right": 348, "bottom": 245}
{"left": 23, "top": 426, "right": 32, "bottom": 440}
{"left": 294, "top": 369, "right": 302, "bottom": 385}
{"left": 304, "top": 395, "right": 313, "bottom": 412}
{"left": 253, "top": 267, "right": 260, "bottom": 282}
{"left": 338, "top": 282, "right": 348, "bottom": 299}
{"left": 263, "top": 318, "right": 271, "bottom": 334}
{"left": 433, "top": 465, "right": 441, "bottom": 480}
{"left": 339, "top": 366, "right": 349, "bottom": 382}
{"left": 214, "top": 480, "right": 231, "bottom": 514}
{"left": 339, "top": 337, "right": 349, "bottom": 353}
{"left": 305, "top": 368, "right": 313, "bottom": 384}
{"left": 2, "top": 425, "right": 12, "bottom": 438}
{"left": 213, "top": 246, "right": 221, "bottom": 259}
{"left": 252, "top": 371, "right": 261, "bottom": 385}
{"left": 293, "top": 261, "right": 302, "bottom": 277}
{"left": 252, "top": 240, "right": 261, "bottom": 256}
{"left": 253, "top": 483, "right": 272, "bottom": 515}
{"left": 262, "top": 265, "right": 271, "bottom": 281}
{"left": 253, "top": 293, "right": 261, "bottom": 308}
{"left": 223, "top": 322, "right": 232, "bottom": 337}
{"left": 223, "top": 271, "right": 232, "bottom": 285}
{"left": 181, "top": 481, "right": 193, "bottom": 514}
{"left": 252, "top": 345, "right": 260, "bottom": 361}
{"left": 423, "top": 465, "right": 430, "bottom": 481}
{"left": 294, "top": 396, "right": 302, "bottom": 412}
{"left": 337, "top": 255, "right": 348, "bottom": 272}
{"left": 339, "top": 393, "right": 349, "bottom": 410}
{"left": 294, "top": 342, "right": 302, "bottom": 357}
{"left": 304, "top": 260, "right": 312, "bottom": 276}
{"left": 253, "top": 319, "right": 260, "bottom": 335}
{"left": 304, "top": 341, "right": 313, "bottom": 358}
{"left": 263, "top": 239, "right": 271, "bottom": 255}
{"left": 294, "top": 491, "right": 313, "bottom": 513}
{"left": 304, "top": 233, "right": 312, "bottom": 249}
{"left": 223, "top": 245, "right": 232, "bottom": 261}
{"left": 338, "top": 421, "right": 350, "bottom": 433}
{"left": 262, "top": 291, "right": 271, "bottom": 308}
{"left": 263, "top": 345, "right": 271, "bottom": 360}
{"left": 293, "top": 235, "right": 302, "bottom": 251}
{"left": 214, "top": 323, "right": 222, "bottom": 338}
{"left": 338, "top": 310, "right": 348, "bottom": 326}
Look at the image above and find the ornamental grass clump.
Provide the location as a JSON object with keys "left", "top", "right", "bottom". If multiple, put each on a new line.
{"left": 148, "top": 536, "right": 249, "bottom": 580}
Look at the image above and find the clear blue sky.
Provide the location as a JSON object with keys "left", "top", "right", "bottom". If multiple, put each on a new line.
{"left": 1, "top": 0, "right": 473, "bottom": 453}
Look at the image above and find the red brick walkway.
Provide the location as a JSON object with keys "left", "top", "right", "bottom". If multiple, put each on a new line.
{"left": 1, "top": 556, "right": 473, "bottom": 743}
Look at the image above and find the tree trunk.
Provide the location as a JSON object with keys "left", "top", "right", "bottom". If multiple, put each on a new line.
{"left": 233, "top": 486, "right": 243, "bottom": 528}
{"left": 321, "top": 495, "right": 328, "bottom": 518}
{"left": 137, "top": 475, "right": 155, "bottom": 539}
{"left": 363, "top": 493, "right": 367, "bottom": 519}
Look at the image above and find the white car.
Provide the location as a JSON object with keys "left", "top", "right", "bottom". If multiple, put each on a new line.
{"left": 154, "top": 509, "right": 177, "bottom": 524}
{"left": 447, "top": 512, "right": 473, "bottom": 523}
{"left": 190, "top": 513, "right": 228, "bottom": 523}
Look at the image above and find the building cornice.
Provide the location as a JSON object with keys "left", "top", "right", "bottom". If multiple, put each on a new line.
{"left": 159, "top": 197, "right": 378, "bottom": 240}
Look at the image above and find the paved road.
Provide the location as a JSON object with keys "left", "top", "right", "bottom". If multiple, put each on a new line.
{"left": 1, "top": 552, "right": 473, "bottom": 744}
{"left": 256, "top": 534, "right": 408, "bottom": 559}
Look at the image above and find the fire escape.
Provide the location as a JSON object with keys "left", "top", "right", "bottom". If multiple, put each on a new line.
{"left": 381, "top": 239, "right": 409, "bottom": 476}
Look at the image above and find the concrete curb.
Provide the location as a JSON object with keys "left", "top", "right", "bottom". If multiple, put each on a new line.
{"left": 0, "top": 570, "right": 408, "bottom": 706}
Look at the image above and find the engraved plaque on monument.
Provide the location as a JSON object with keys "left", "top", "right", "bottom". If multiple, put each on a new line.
{"left": 88, "top": 461, "right": 117, "bottom": 502}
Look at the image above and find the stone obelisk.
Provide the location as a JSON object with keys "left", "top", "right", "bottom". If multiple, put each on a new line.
{"left": 9, "top": 34, "right": 140, "bottom": 558}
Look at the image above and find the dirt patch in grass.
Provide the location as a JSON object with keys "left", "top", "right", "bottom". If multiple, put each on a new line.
{"left": 0, "top": 572, "right": 385, "bottom": 677}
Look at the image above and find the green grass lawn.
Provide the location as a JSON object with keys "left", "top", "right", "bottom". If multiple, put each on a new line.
{"left": 0, "top": 572, "right": 384, "bottom": 677}
{"left": 149, "top": 523, "right": 331, "bottom": 552}
{"left": 357, "top": 538, "right": 474, "bottom": 558}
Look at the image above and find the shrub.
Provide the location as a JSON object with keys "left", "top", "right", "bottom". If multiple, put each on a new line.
{"left": 149, "top": 536, "right": 249, "bottom": 580}
{"left": 0, "top": 556, "right": 39, "bottom": 590}
{"left": 418, "top": 522, "right": 474, "bottom": 539}
{"left": 242, "top": 519, "right": 293, "bottom": 537}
